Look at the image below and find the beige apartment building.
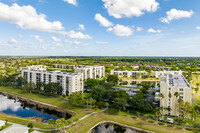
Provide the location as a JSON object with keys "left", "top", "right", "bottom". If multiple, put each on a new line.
{"left": 111, "top": 70, "right": 147, "bottom": 78}
{"left": 53, "top": 64, "right": 76, "bottom": 69}
{"left": 160, "top": 74, "right": 192, "bottom": 116}
{"left": 22, "top": 70, "right": 83, "bottom": 96}
{"left": 75, "top": 66, "right": 105, "bottom": 80}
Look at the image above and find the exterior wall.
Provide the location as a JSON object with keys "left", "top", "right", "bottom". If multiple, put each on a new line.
{"left": 53, "top": 64, "right": 76, "bottom": 69}
{"left": 152, "top": 71, "right": 182, "bottom": 78}
{"left": 22, "top": 70, "right": 83, "bottom": 96}
{"left": 111, "top": 70, "right": 147, "bottom": 78}
{"left": 160, "top": 75, "right": 192, "bottom": 116}
{"left": 75, "top": 66, "right": 105, "bottom": 80}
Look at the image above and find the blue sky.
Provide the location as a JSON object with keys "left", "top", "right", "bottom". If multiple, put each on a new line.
{"left": 0, "top": 0, "right": 200, "bottom": 56}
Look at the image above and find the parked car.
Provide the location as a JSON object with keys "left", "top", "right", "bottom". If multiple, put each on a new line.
{"left": 166, "top": 118, "right": 173, "bottom": 124}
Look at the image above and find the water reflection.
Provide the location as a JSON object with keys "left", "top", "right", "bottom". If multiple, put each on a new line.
{"left": 91, "top": 123, "right": 146, "bottom": 133}
{"left": 0, "top": 94, "right": 71, "bottom": 122}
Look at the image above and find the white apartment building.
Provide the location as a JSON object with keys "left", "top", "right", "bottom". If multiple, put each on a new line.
{"left": 111, "top": 70, "right": 147, "bottom": 78}
{"left": 53, "top": 64, "right": 76, "bottom": 69}
{"left": 22, "top": 70, "right": 83, "bottom": 96}
{"left": 160, "top": 74, "right": 192, "bottom": 116}
{"left": 20, "top": 65, "right": 47, "bottom": 71}
{"left": 75, "top": 66, "right": 105, "bottom": 80}
{"left": 152, "top": 71, "right": 182, "bottom": 78}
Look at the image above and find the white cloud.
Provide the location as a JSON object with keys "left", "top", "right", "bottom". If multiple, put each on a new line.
{"left": 54, "top": 42, "right": 64, "bottom": 46}
{"left": 147, "top": 28, "right": 161, "bottom": 33}
{"left": 107, "top": 24, "right": 133, "bottom": 36}
{"left": 42, "top": 46, "right": 47, "bottom": 50}
{"left": 18, "top": 34, "right": 23, "bottom": 38}
{"left": 136, "top": 27, "right": 143, "bottom": 31}
{"left": 58, "top": 31, "right": 92, "bottom": 39}
{"left": 63, "top": 0, "right": 77, "bottom": 6}
{"left": 0, "top": 41, "right": 2, "bottom": 45}
{"left": 8, "top": 38, "right": 18, "bottom": 44}
{"left": 96, "top": 41, "right": 108, "bottom": 44}
{"left": 51, "top": 36, "right": 61, "bottom": 42}
{"left": 95, "top": 13, "right": 113, "bottom": 27}
{"left": 102, "top": 0, "right": 159, "bottom": 18}
{"left": 196, "top": 27, "right": 200, "bottom": 30}
{"left": 64, "top": 39, "right": 88, "bottom": 46}
{"left": 78, "top": 24, "right": 85, "bottom": 30}
{"left": 160, "top": 9, "right": 194, "bottom": 23}
{"left": 0, "top": 3, "right": 64, "bottom": 32}
{"left": 30, "top": 35, "right": 44, "bottom": 43}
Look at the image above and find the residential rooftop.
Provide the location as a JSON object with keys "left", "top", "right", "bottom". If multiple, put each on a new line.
{"left": 167, "top": 74, "right": 190, "bottom": 88}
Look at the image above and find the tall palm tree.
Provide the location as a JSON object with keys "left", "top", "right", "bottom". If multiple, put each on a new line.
{"left": 159, "top": 93, "right": 164, "bottom": 120}
{"left": 174, "top": 92, "right": 179, "bottom": 116}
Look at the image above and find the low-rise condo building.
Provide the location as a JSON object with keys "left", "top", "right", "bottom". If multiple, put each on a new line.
{"left": 152, "top": 71, "right": 182, "bottom": 78}
{"left": 75, "top": 66, "right": 105, "bottom": 80}
{"left": 22, "top": 70, "right": 83, "bottom": 96}
{"left": 111, "top": 70, "right": 147, "bottom": 78}
{"left": 160, "top": 74, "right": 192, "bottom": 116}
{"left": 53, "top": 64, "right": 76, "bottom": 69}
{"left": 20, "top": 65, "right": 47, "bottom": 71}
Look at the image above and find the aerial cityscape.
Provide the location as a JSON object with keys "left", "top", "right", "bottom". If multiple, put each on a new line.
{"left": 0, "top": 0, "right": 200, "bottom": 133}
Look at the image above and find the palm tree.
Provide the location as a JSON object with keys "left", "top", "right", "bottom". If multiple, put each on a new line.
{"left": 196, "top": 83, "right": 199, "bottom": 88}
{"left": 174, "top": 92, "right": 179, "bottom": 116}
{"left": 155, "top": 107, "right": 161, "bottom": 121}
{"left": 178, "top": 98, "right": 183, "bottom": 123}
{"left": 195, "top": 88, "right": 199, "bottom": 94}
{"left": 159, "top": 93, "right": 164, "bottom": 120}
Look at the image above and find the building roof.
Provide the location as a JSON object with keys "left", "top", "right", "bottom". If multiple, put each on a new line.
{"left": 167, "top": 74, "right": 191, "bottom": 88}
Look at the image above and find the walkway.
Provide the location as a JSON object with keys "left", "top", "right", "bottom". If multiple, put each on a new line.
{"left": 2, "top": 108, "right": 108, "bottom": 132}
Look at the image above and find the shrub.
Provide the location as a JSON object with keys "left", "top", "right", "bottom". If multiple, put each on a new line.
{"left": 193, "top": 122, "right": 200, "bottom": 128}
{"left": 148, "top": 120, "right": 154, "bottom": 123}
{"left": 158, "top": 122, "right": 164, "bottom": 125}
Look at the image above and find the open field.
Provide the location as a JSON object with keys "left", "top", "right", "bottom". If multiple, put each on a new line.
{"left": 67, "top": 109, "right": 193, "bottom": 133}
{"left": 191, "top": 74, "right": 200, "bottom": 104}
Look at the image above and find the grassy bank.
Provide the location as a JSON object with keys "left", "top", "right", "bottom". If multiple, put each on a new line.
{"left": 0, "top": 86, "right": 94, "bottom": 128}
{"left": 67, "top": 109, "right": 192, "bottom": 133}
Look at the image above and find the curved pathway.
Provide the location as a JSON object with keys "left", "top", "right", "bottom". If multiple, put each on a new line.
{"left": 4, "top": 108, "right": 108, "bottom": 132}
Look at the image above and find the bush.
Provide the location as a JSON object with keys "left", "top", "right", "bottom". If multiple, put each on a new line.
{"left": 193, "top": 122, "right": 200, "bottom": 128}
{"left": 167, "top": 124, "right": 174, "bottom": 127}
{"left": 148, "top": 120, "right": 154, "bottom": 123}
{"left": 158, "top": 122, "right": 164, "bottom": 125}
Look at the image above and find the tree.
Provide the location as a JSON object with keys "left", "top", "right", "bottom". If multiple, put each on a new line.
{"left": 23, "top": 82, "right": 36, "bottom": 93}
{"left": 105, "top": 102, "right": 109, "bottom": 113}
{"left": 85, "top": 79, "right": 99, "bottom": 89}
{"left": 114, "top": 98, "right": 127, "bottom": 112}
{"left": 91, "top": 85, "right": 105, "bottom": 101}
{"left": 68, "top": 92, "right": 84, "bottom": 106}
{"left": 159, "top": 93, "right": 164, "bottom": 120}
{"left": 48, "top": 119, "right": 54, "bottom": 131}
{"left": 174, "top": 92, "right": 179, "bottom": 116}
{"left": 129, "top": 98, "right": 153, "bottom": 113}
{"left": 114, "top": 89, "right": 130, "bottom": 101}
{"left": 155, "top": 107, "right": 162, "bottom": 121}
{"left": 107, "top": 75, "right": 118, "bottom": 84}
{"left": 196, "top": 83, "right": 200, "bottom": 88}
{"left": 195, "top": 88, "right": 199, "bottom": 94}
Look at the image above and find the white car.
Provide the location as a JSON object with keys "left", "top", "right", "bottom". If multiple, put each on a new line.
{"left": 167, "top": 118, "right": 173, "bottom": 124}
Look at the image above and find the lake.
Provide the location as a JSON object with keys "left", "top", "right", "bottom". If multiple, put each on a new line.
{"left": 90, "top": 123, "right": 148, "bottom": 133}
{"left": 0, "top": 93, "right": 71, "bottom": 123}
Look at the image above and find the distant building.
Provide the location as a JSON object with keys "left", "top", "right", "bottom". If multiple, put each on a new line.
{"left": 152, "top": 71, "right": 182, "bottom": 78}
{"left": 111, "top": 70, "right": 147, "bottom": 78}
{"left": 160, "top": 74, "right": 192, "bottom": 116}
{"left": 53, "top": 64, "right": 76, "bottom": 69}
{"left": 20, "top": 65, "right": 46, "bottom": 71}
{"left": 75, "top": 66, "right": 105, "bottom": 80}
{"left": 22, "top": 70, "right": 83, "bottom": 96}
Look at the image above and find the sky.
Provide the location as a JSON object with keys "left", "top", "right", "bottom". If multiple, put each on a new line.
{"left": 0, "top": 0, "right": 200, "bottom": 56}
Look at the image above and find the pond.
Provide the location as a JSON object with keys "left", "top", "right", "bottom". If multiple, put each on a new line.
{"left": 0, "top": 94, "right": 71, "bottom": 123}
{"left": 122, "top": 81, "right": 160, "bottom": 90}
{"left": 90, "top": 123, "right": 148, "bottom": 133}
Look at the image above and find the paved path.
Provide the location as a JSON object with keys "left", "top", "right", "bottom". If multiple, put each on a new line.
{"left": 2, "top": 107, "right": 108, "bottom": 132}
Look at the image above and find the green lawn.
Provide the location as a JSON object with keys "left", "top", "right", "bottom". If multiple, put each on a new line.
{"left": 0, "top": 123, "right": 12, "bottom": 131}
{"left": 67, "top": 109, "right": 193, "bottom": 133}
{"left": 0, "top": 86, "right": 94, "bottom": 128}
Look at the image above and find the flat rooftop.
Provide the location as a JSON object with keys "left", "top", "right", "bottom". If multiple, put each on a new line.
{"left": 23, "top": 70, "right": 81, "bottom": 76}
{"left": 167, "top": 74, "right": 190, "bottom": 88}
